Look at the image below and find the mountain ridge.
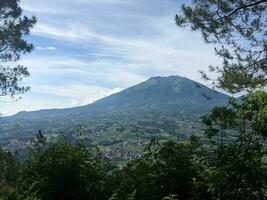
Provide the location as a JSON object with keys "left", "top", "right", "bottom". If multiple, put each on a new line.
{"left": 10, "top": 75, "right": 229, "bottom": 119}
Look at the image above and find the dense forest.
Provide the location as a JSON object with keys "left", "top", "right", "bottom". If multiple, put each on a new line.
{"left": 0, "top": 0, "right": 266, "bottom": 199}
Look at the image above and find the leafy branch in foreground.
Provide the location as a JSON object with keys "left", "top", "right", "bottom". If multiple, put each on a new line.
{"left": 201, "top": 91, "right": 267, "bottom": 199}
{"left": 176, "top": 0, "right": 267, "bottom": 93}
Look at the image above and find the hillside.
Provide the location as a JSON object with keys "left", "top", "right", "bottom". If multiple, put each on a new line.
{"left": 0, "top": 76, "right": 230, "bottom": 160}
{"left": 91, "top": 76, "right": 227, "bottom": 109}
{"left": 10, "top": 76, "right": 228, "bottom": 118}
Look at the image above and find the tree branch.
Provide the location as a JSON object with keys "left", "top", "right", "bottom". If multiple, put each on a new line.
{"left": 226, "top": 0, "right": 267, "bottom": 18}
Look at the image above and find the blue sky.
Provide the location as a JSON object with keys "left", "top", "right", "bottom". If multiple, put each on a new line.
{"left": 1, "top": 0, "right": 221, "bottom": 116}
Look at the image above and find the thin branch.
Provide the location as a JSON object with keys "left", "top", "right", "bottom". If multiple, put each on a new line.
{"left": 225, "top": 0, "right": 267, "bottom": 18}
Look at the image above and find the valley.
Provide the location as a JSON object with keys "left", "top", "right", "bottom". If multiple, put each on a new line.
{"left": 0, "top": 76, "right": 229, "bottom": 162}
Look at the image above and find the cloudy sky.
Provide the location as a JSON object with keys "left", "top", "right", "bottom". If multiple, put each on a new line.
{"left": 0, "top": 0, "right": 221, "bottom": 116}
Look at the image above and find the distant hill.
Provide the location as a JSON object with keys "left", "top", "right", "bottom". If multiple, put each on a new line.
{"left": 0, "top": 76, "right": 230, "bottom": 154}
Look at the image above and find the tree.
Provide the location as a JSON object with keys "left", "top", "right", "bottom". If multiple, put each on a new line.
{"left": 201, "top": 92, "right": 267, "bottom": 199}
{"left": 0, "top": 0, "right": 36, "bottom": 99}
{"left": 0, "top": 2, "right": 35, "bottom": 196}
{"left": 109, "top": 138, "right": 205, "bottom": 200}
{"left": 19, "top": 141, "right": 108, "bottom": 200}
{"left": 27, "top": 130, "right": 47, "bottom": 154}
{"left": 176, "top": 2, "right": 267, "bottom": 199}
{"left": 0, "top": 149, "right": 19, "bottom": 188}
{"left": 0, "top": 149, "right": 21, "bottom": 200}
{"left": 176, "top": 0, "right": 267, "bottom": 93}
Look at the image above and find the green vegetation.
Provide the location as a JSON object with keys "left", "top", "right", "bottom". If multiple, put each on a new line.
{"left": 0, "top": 92, "right": 266, "bottom": 199}
{"left": 19, "top": 141, "right": 108, "bottom": 200}
{"left": 176, "top": 0, "right": 266, "bottom": 93}
{"left": 0, "top": 0, "right": 266, "bottom": 199}
{"left": 0, "top": 76, "right": 229, "bottom": 162}
{"left": 0, "top": 0, "right": 36, "bottom": 98}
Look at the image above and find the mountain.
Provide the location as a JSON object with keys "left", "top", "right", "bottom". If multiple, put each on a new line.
{"left": 0, "top": 76, "right": 230, "bottom": 158}
{"left": 11, "top": 75, "right": 228, "bottom": 119}
{"left": 91, "top": 75, "right": 227, "bottom": 110}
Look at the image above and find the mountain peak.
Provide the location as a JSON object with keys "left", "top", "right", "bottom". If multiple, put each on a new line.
{"left": 9, "top": 75, "right": 229, "bottom": 120}
{"left": 91, "top": 75, "right": 229, "bottom": 110}
{"left": 147, "top": 75, "right": 189, "bottom": 82}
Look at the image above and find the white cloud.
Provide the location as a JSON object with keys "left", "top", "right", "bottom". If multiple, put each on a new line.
{"left": 47, "top": 47, "right": 56, "bottom": 50}
{"left": 36, "top": 46, "right": 56, "bottom": 50}
{"left": 30, "top": 20, "right": 219, "bottom": 83}
{"left": 32, "top": 84, "right": 109, "bottom": 99}
{"left": 0, "top": 0, "right": 224, "bottom": 115}
{"left": 22, "top": 0, "right": 134, "bottom": 14}
{"left": 33, "top": 23, "right": 95, "bottom": 42}
{"left": 0, "top": 97, "right": 66, "bottom": 116}
{"left": 18, "top": 56, "right": 149, "bottom": 87}
{"left": 0, "top": 84, "right": 124, "bottom": 116}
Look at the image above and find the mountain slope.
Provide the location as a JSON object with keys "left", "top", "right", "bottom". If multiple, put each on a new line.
{"left": 12, "top": 75, "right": 228, "bottom": 119}
{"left": 0, "top": 76, "right": 230, "bottom": 143}
{"left": 91, "top": 75, "right": 227, "bottom": 110}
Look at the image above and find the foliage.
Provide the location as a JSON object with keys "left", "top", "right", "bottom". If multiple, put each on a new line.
{"left": 176, "top": 0, "right": 267, "bottom": 93}
{"left": 0, "top": 150, "right": 36, "bottom": 200}
{"left": 0, "top": 0, "right": 36, "bottom": 98}
{"left": 108, "top": 138, "right": 205, "bottom": 200}
{"left": 201, "top": 91, "right": 267, "bottom": 199}
{"left": 176, "top": 2, "right": 267, "bottom": 197}
{"left": 0, "top": 93, "right": 266, "bottom": 199}
{"left": 18, "top": 141, "right": 108, "bottom": 200}
{"left": 162, "top": 195, "right": 179, "bottom": 200}
{"left": 0, "top": 149, "right": 19, "bottom": 186}
{"left": 27, "top": 130, "right": 47, "bottom": 154}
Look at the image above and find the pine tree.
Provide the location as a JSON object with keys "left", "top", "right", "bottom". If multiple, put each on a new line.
{"left": 0, "top": 0, "right": 36, "bottom": 98}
